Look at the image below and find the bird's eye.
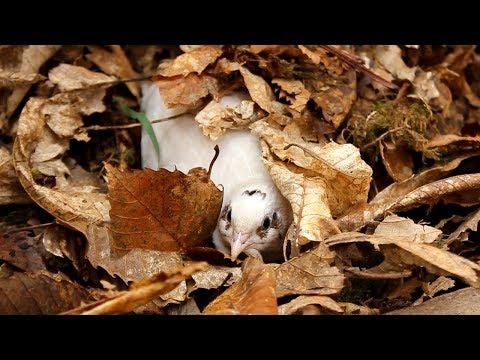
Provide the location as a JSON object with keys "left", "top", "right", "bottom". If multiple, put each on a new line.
{"left": 262, "top": 216, "right": 271, "bottom": 230}
{"left": 226, "top": 208, "right": 232, "bottom": 222}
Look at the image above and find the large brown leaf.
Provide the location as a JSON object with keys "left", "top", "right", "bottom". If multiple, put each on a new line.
{"left": 0, "top": 146, "right": 30, "bottom": 205}
{"left": 203, "top": 257, "right": 278, "bottom": 315}
{"left": 0, "top": 271, "right": 93, "bottom": 314}
{"left": 106, "top": 164, "right": 223, "bottom": 251}
{"left": 0, "top": 231, "right": 46, "bottom": 272}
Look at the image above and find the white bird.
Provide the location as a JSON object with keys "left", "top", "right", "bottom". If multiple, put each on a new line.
{"left": 141, "top": 82, "right": 292, "bottom": 262}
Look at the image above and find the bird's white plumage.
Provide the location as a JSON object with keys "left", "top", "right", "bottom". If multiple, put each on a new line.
{"left": 141, "top": 82, "right": 291, "bottom": 261}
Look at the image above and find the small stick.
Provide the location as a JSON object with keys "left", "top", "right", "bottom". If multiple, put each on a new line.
{"left": 84, "top": 112, "right": 187, "bottom": 131}
{"left": 208, "top": 145, "right": 220, "bottom": 176}
{"left": 2, "top": 221, "right": 56, "bottom": 237}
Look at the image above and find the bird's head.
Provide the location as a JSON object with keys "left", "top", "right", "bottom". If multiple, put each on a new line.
{"left": 217, "top": 180, "right": 291, "bottom": 262}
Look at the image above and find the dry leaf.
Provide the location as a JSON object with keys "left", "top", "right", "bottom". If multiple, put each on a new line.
{"left": 251, "top": 119, "right": 372, "bottom": 216}
{"left": 191, "top": 265, "right": 242, "bottom": 290}
{"left": 0, "top": 70, "right": 45, "bottom": 87}
{"left": 158, "top": 46, "right": 223, "bottom": 77}
{"left": 274, "top": 244, "right": 345, "bottom": 297}
{"left": 203, "top": 257, "right": 277, "bottom": 315}
{"left": 154, "top": 74, "right": 219, "bottom": 109}
{"left": 106, "top": 164, "right": 223, "bottom": 251}
{"left": 445, "top": 207, "right": 480, "bottom": 247}
{"left": 87, "top": 45, "right": 140, "bottom": 98}
{"left": 272, "top": 78, "right": 311, "bottom": 112}
{"left": 0, "top": 45, "right": 60, "bottom": 120}
{"left": 380, "top": 142, "right": 414, "bottom": 182}
{"left": 0, "top": 231, "right": 46, "bottom": 272}
{"left": 0, "top": 271, "right": 93, "bottom": 314}
{"left": 374, "top": 215, "right": 442, "bottom": 244}
{"left": 0, "top": 146, "right": 30, "bottom": 205}
{"left": 48, "top": 63, "right": 115, "bottom": 91}
{"left": 278, "top": 295, "right": 343, "bottom": 315}
{"left": 64, "top": 262, "right": 206, "bottom": 315}
{"left": 374, "top": 45, "right": 416, "bottom": 82}
{"left": 194, "top": 97, "right": 260, "bottom": 140}
{"left": 326, "top": 232, "right": 480, "bottom": 287}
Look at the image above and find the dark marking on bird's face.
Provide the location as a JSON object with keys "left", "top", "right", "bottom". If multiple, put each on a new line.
{"left": 220, "top": 204, "right": 232, "bottom": 230}
{"left": 256, "top": 211, "right": 281, "bottom": 238}
{"left": 242, "top": 189, "right": 266, "bottom": 199}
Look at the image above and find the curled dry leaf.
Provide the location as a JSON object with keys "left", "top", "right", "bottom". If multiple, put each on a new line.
{"left": 157, "top": 46, "right": 223, "bottom": 77}
{"left": 337, "top": 154, "right": 480, "bottom": 231}
{"left": 274, "top": 243, "right": 345, "bottom": 298}
{"left": 374, "top": 45, "right": 416, "bottom": 82}
{"left": 106, "top": 164, "right": 223, "bottom": 252}
{"left": 0, "top": 271, "right": 93, "bottom": 314}
{"left": 278, "top": 295, "right": 343, "bottom": 315}
{"left": 64, "top": 262, "right": 207, "bottom": 315}
{"left": 0, "top": 146, "right": 30, "bottom": 205}
{"left": 326, "top": 232, "right": 480, "bottom": 287}
{"left": 191, "top": 265, "right": 242, "bottom": 290}
{"left": 203, "top": 257, "right": 278, "bottom": 315}
{"left": 251, "top": 119, "right": 372, "bottom": 217}
{"left": 444, "top": 206, "right": 480, "bottom": 247}
{"left": 194, "top": 97, "right": 260, "bottom": 140}
{"left": 0, "top": 70, "right": 45, "bottom": 87}
{"left": 154, "top": 74, "right": 219, "bottom": 109}
{"left": 87, "top": 45, "right": 140, "bottom": 98}
{"left": 374, "top": 215, "right": 442, "bottom": 244}
{"left": 379, "top": 141, "right": 414, "bottom": 182}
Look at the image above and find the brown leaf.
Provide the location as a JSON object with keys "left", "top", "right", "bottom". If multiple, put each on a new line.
{"left": 87, "top": 45, "right": 140, "bottom": 98}
{"left": 203, "top": 257, "right": 277, "bottom": 315}
{"left": 64, "top": 262, "right": 206, "bottom": 315}
{"left": 326, "top": 232, "right": 480, "bottom": 287}
{"left": 445, "top": 207, "right": 480, "bottom": 247}
{"left": 0, "top": 45, "right": 61, "bottom": 120}
{"left": 0, "top": 231, "right": 46, "bottom": 272}
{"left": 48, "top": 63, "right": 115, "bottom": 91}
{"left": 154, "top": 74, "right": 219, "bottom": 109}
{"left": 157, "top": 46, "right": 223, "bottom": 77}
{"left": 191, "top": 265, "right": 242, "bottom": 290}
{"left": 0, "top": 70, "right": 45, "bottom": 87}
{"left": 374, "top": 215, "right": 442, "bottom": 244}
{"left": 380, "top": 142, "right": 414, "bottom": 182}
{"left": 272, "top": 78, "right": 311, "bottom": 112}
{"left": 106, "top": 164, "right": 223, "bottom": 251}
{"left": 0, "top": 271, "right": 93, "bottom": 314}
{"left": 0, "top": 146, "right": 30, "bottom": 205}
{"left": 337, "top": 155, "right": 480, "bottom": 231}
{"left": 274, "top": 244, "right": 345, "bottom": 298}
{"left": 278, "top": 295, "right": 343, "bottom": 315}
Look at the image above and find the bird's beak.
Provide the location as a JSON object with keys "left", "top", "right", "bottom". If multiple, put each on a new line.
{"left": 230, "top": 232, "right": 251, "bottom": 261}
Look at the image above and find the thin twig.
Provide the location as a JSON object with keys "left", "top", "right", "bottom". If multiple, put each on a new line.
{"left": 318, "top": 45, "right": 398, "bottom": 90}
{"left": 2, "top": 222, "right": 56, "bottom": 237}
{"left": 84, "top": 112, "right": 187, "bottom": 131}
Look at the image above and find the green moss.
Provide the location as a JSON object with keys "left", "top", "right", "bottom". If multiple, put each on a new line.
{"left": 348, "top": 97, "right": 441, "bottom": 161}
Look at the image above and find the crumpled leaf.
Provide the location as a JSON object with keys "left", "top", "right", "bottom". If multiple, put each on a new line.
{"left": 251, "top": 119, "right": 372, "bottom": 217}
{"left": 0, "top": 146, "right": 30, "bottom": 205}
{"left": 214, "top": 59, "right": 275, "bottom": 113}
{"left": 326, "top": 232, "right": 480, "bottom": 287}
{"left": 0, "top": 70, "right": 45, "bottom": 87}
{"left": 154, "top": 73, "right": 219, "bottom": 109}
{"left": 0, "top": 271, "right": 94, "bottom": 314}
{"left": 0, "top": 45, "right": 61, "bottom": 121}
{"left": 445, "top": 207, "right": 480, "bottom": 247}
{"left": 278, "top": 295, "right": 343, "bottom": 315}
{"left": 106, "top": 164, "right": 223, "bottom": 251}
{"left": 194, "top": 97, "right": 261, "bottom": 140}
{"left": 48, "top": 63, "right": 115, "bottom": 91}
{"left": 374, "top": 215, "right": 442, "bottom": 244}
{"left": 264, "top": 156, "right": 338, "bottom": 248}
{"left": 157, "top": 46, "right": 223, "bottom": 77}
{"left": 64, "top": 262, "right": 206, "bottom": 315}
{"left": 272, "top": 78, "right": 310, "bottom": 112}
{"left": 87, "top": 45, "right": 140, "bottom": 98}
{"left": 203, "top": 257, "right": 277, "bottom": 315}
{"left": 413, "top": 276, "right": 456, "bottom": 305}
{"left": 274, "top": 244, "right": 345, "bottom": 298}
